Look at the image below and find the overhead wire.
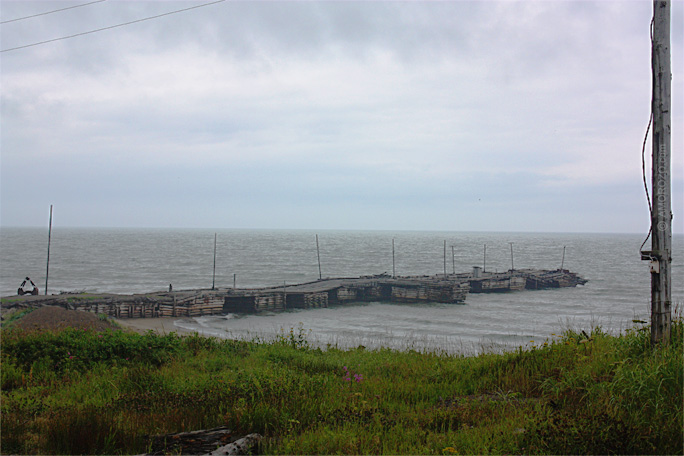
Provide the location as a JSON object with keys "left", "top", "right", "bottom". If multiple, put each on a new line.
{"left": 1, "top": 0, "right": 226, "bottom": 53}
{"left": 1, "top": 0, "right": 107, "bottom": 24}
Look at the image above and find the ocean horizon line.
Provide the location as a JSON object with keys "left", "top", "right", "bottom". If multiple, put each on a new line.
{"left": 2, "top": 225, "right": 677, "bottom": 237}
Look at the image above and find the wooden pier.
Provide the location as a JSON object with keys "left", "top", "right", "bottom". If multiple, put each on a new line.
{"left": 1, "top": 268, "right": 587, "bottom": 320}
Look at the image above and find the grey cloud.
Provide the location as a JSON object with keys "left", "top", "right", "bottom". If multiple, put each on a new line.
{"left": 1, "top": 1, "right": 681, "bottom": 233}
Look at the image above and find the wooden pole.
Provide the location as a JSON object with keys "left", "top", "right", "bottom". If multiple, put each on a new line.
{"left": 443, "top": 240, "right": 447, "bottom": 277}
{"left": 283, "top": 281, "right": 287, "bottom": 309}
{"left": 316, "top": 234, "right": 322, "bottom": 280}
{"left": 392, "top": 238, "right": 396, "bottom": 278}
{"left": 483, "top": 244, "right": 487, "bottom": 272}
{"left": 649, "top": 0, "right": 672, "bottom": 345}
{"left": 233, "top": 273, "right": 236, "bottom": 289}
{"left": 509, "top": 242, "right": 514, "bottom": 271}
{"left": 451, "top": 245, "right": 455, "bottom": 274}
{"left": 560, "top": 246, "right": 566, "bottom": 271}
{"left": 212, "top": 233, "right": 217, "bottom": 290}
{"left": 45, "top": 204, "right": 53, "bottom": 295}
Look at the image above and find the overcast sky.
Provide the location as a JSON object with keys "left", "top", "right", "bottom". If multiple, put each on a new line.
{"left": 1, "top": 0, "right": 682, "bottom": 233}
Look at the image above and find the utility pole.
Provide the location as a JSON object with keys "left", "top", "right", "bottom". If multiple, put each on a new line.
{"left": 642, "top": 0, "right": 672, "bottom": 346}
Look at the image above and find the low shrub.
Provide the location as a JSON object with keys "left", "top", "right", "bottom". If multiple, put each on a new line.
{"left": 1, "top": 318, "right": 681, "bottom": 455}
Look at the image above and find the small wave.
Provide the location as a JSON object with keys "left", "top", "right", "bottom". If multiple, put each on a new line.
{"left": 174, "top": 320, "right": 228, "bottom": 338}
{"left": 173, "top": 320, "right": 200, "bottom": 332}
{"left": 193, "top": 316, "right": 213, "bottom": 328}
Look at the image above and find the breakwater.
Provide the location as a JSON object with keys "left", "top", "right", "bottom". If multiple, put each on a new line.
{"left": 2, "top": 268, "right": 587, "bottom": 319}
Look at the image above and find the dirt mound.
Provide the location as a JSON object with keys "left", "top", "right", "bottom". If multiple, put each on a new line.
{"left": 10, "top": 305, "right": 119, "bottom": 333}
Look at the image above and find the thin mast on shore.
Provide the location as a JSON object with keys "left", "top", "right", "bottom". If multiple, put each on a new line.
{"left": 45, "top": 205, "right": 53, "bottom": 295}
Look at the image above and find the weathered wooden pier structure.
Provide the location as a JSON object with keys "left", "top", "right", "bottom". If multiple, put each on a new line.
{"left": 2, "top": 268, "right": 587, "bottom": 319}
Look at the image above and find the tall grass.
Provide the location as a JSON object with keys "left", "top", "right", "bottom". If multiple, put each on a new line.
{"left": 1, "top": 316, "right": 681, "bottom": 455}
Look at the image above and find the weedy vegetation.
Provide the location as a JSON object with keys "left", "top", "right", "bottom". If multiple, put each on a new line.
{"left": 1, "top": 313, "right": 682, "bottom": 455}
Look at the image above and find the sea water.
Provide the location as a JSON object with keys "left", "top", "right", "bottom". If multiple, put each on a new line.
{"left": 1, "top": 227, "right": 682, "bottom": 353}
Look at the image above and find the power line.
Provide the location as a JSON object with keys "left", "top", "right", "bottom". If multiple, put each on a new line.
{"left": 1, "top": 0, "right": 107, "bottom": 25}
{"left": 1, "top": 0, "right": 226, "bottom": 53}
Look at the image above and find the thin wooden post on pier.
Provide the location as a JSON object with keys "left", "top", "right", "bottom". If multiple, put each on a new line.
{"left": 644, "top": 0, "right": 672, "bottom": 346}
{"left": 172, "top": 292, "right": 177, "bottom": 317}
{"left": 45, "top": 205, "right": 52, "bottom": 295}
{"left": 316, "top": 234, "right": 322, "bottom": 280}
{"left": 451, "top": 245, "right": 455, "bottom": 274}
{"left": 509, "top": 242, "right": 515, "bottom": 271}
{"left": 392, "top": 238, "right": 396, "bottom": 278}
{"left": 212, "top": 233, "right": 217, "bottom": 290}
{"left": 443, "top": 240, "right": 447, "bottom": 277}
{"left": 233, "top": 273, "right": 236, "bottom": 289}
{"left": 560, "top": 246, "right": 566, "bottom": 270}
{"left": 283, "top": 281, "right": 287, "bottom": 309}
{"left": 483, "top": 244, "right": 487, "bottom": 272}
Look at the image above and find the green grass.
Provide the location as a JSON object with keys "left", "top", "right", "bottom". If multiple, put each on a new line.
{"left": 1, "top": 317, "right": 682, "bottom": 455}
{"left": 65, "top": 294, "right": 105, "bottom": 303}
{"left": 0, "top": 308, "right": 36, "bottom": 328}
{"left": 0, "top": 297, "right": 31, "bottom": 305}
